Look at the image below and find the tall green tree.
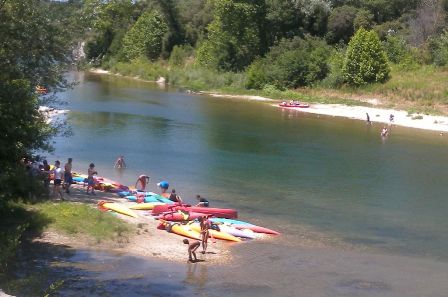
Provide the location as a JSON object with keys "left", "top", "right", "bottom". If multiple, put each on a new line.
{"left": 343, "top": 28, "right": 390, "bottom": 85}
{"left": 121, "top": 10, "right": 169, "bottom": 61}
{"left": 196, "top": 0, "right": 266, "bottom": 71}
{"left": 0, "top": 0, "right": 75, "bottom": 201}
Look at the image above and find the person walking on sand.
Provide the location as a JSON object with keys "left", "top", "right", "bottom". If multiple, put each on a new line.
{"left": 183, "top": 239, "right": 201, "bottom": 262}
{"left": 366, "top": 112, "right": 371, "bottom": 124}
{"left": 64, "top": 158, "right": 73, "bottom": 194}
{"left": 135, "top": 174, "right": 149, "bottom": 191}
{"left": 53, "top": 160, "right": 64, "bottom": 200}
{"left": 198, "top": 216, "right": 210, "bottom": 254}
{"left": 86, "top": 163, "right": 98, "bottom": 195}
{"left": 114, "top": 155, "right": 126, "bottom": 169}
{"left": 389, "top": 114, "right": 394, "bottom": 124}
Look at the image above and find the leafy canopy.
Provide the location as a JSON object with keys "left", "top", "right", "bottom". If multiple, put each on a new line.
{"left": 343, "top": 28, "right": 390, "bottom": 86}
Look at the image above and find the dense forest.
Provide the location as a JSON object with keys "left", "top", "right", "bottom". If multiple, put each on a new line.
{"left": 81, "top": 0, "right": 448, "bottom": 102}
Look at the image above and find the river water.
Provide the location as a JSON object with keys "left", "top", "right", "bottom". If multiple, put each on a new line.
{"left": 5, "top": 72, "right": 448, "bottom": 296}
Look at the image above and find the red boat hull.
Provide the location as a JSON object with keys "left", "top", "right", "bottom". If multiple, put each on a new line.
{"left": 152, "top": 205, "right": 238, "bottom": 219}
{"left": 158, "top": 211, "right": 207, "bottom": 222}
{"left": 232, "top": 224, "right": 280, "bottom": 235}
{"left": 279, "top": 103, "right": 310, "bottom": 108}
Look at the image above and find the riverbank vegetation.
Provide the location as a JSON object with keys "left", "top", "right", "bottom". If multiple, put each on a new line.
{"left": 81, "top": 0, "right": 448, "bottom": 114}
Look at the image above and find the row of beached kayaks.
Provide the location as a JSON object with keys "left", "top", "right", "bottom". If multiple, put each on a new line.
{"left": 92, "top": 180, "right": 280, "bottom": 242}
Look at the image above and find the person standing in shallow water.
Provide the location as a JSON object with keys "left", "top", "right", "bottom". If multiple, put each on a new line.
{"left": 114, "top": 155, "right": 126, "bottom": 169}
{"left": 366, "top": 112, "right": 371, "bottom": 124}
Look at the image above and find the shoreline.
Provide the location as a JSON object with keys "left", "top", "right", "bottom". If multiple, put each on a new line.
{"left": 88, "top": 68, "right": 448, "bottom": 133}
{"left": 32, "top": 184, "right": 232, "bottom": 265}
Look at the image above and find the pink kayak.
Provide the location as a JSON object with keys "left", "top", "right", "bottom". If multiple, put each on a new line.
{"left": 232, "top": 224, "right": 280, "bottom": 235}
{"left": 152, "top": 205, "right": 238, "bottom": 219}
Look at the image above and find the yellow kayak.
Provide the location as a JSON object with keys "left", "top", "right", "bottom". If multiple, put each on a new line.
{"left": 190, "top": 223, "right": 241, "bottom": 242}
{"left": 171, "top": 223, "right": 201, "bottom": 240}
{"left": 129, "top": 202, "right": 165, "bottom": 210}
{"left": 99, "top": 201, "right": 138, "bottom": 218}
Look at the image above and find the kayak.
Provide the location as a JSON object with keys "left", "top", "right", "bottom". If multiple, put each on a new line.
{"left": 98, "top": 201, "right": 138, "bottom": 218}
{"left": 152, "top": 205, "right": 238, "bottom": 219}
{"left": 126, "top": 195, "right": 173, "bottom": 204}
{"left": 170, "top": 223, "right": 201, "bottom": 240}
{"left": 232, "top": 224, "right": 280, "bottom": 235}
{"left": 279, "top": 102, "right": 310, "bottom": 108}
{"left": 129, "top": 202, "right": 165, "bottom": 210}
{"left": 158, "top": 210, "right": 207, "bottom": 222}
{"left": 218, "top": 224, "right": 256, "bottom": 239}
{"left": 189, "top": 223, "right": 241, "bottom": 242}
{"left": 209, "top": 218, "right": 280, "bottom": 235}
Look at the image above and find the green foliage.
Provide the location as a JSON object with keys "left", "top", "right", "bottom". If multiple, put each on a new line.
{"left": 169, "top": 45, "right": 194, "bottom": 67}
{"left": 428, "top": 30, "right": 448, "bottom": 66}
{"left": 245, "top": 36, "right": 331, "bottom": 89}
{"left": 110, "top": 57, "right": 168, "bottom": 81}
{"left": 353, "top": 9, "right": 375, "bottom": 30}
{"left": 319, "top": 47, "right": 346, "bottom": 87}
{"left": 196, "top": 0, "right": 265, "bottom": 71}
{"left": 121, "top": 10, "right": 168, "bottom": 61}
{"left": 343, "top": 28, "right": 390, "bottom": 86}
{"left": 326, "top": 5, "right": 358, "bottom": 43}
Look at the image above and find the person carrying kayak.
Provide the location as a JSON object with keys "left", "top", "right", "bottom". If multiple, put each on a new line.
{"left": 135, "top": 175, "right": 149, "bottom": 191}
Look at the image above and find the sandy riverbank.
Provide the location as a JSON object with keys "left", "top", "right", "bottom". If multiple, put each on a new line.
{"left": 33, "top": 184, "right": 233, "bottom": 265}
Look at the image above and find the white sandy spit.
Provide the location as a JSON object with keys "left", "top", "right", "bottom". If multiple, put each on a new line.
{"left": 275, "top": 103, "right": 448, "bottom": 133}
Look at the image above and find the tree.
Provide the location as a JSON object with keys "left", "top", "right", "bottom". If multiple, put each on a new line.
{"left": 121, "top": 10, "right": 168, "bottom": 61}
{"left": 196, "top": 0, "right": 266, "bottom": 71}
{"left": 0, "top": 0, "right": 75, "bottom": 201}
{"left": 326, "top": 5, "right": 358, "bottom": 43}
{"left": 343, "top": 28, "right": 390, "bottom": 85}
{"left": 408, "top": 0, "right": 446, "bottom": 46}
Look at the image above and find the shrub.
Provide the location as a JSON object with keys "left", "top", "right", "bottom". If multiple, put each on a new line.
{"left": 343, "top": 28, "right": 390, "bottom": 86}
{"left": 169, "top": 45, "right": 194, "bottom": 67}
{"left": 428, "top": 30, "right": 448, "bottom": 66}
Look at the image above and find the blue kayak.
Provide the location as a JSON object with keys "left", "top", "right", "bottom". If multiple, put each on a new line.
{"left": 126, "top": 195, "right": 173, "bottom": 204}
{"left": 209, "top": 218, "right": 253, "bottom": 226}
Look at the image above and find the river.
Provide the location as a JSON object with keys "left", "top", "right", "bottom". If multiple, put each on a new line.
{"left": 5, "top": 71, "right": 448, "bottom": 296}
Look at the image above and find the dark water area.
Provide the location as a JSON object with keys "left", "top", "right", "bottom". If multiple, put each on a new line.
{"left": 6, "top": 71, "right": 447, "bottom": 296}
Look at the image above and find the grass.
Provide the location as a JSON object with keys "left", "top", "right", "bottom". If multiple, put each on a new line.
{"left": 29, "top": 202, "right": 133, "bottom": 243}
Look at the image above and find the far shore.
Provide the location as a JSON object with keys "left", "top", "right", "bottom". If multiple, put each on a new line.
{"left": 88, "top": 68, "right": 448, "bottom": 133}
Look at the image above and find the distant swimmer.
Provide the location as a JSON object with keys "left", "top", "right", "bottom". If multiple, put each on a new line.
{"left": 381, "top": 127, "right": 389, "bottom": 137}
{"left": 114, "top": 155, "right": 126, "bottom": 169}
{"left": 135, "top": 174, "right": 150, "bottom": 191}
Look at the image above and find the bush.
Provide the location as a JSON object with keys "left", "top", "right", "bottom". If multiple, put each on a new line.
{"left": 428, "top": 30, "right": 448, "bottom": 66}
{"left": 245, "top": 36, "right": 331, "bottom": 90}
{"left": 169, "top": 45, "right": 194, "bottom": 67}
{"left": 319, "top": 47, "right": 346, "bottom": 88}
{"left": 343, "top": 28, "right": 390, "bottom": 86}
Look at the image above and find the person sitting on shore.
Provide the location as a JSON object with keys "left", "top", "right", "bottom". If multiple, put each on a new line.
{"left": 183, "top": 239, "right": 201, "bottom": 262}
{"left": 195, "top": 195, "right": 209, "bottom": 207}
{"left": 86, "top": 163, "right": 98, "bottom": 195}
{"left": 169, "top": 189, "right": 183, "bottom": 204}
{"left": 114, "top": 155, "right": 126, "bottom": 169}
{"left": 135, "top": 175, "right": 149, "bottom": 191}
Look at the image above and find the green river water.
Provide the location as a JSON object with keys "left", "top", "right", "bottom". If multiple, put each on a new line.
{"left": 3, "top": 71, "right": 448, "bottom": 296}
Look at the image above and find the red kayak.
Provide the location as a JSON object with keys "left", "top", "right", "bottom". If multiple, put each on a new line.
{"left": 279, "top": 101, "right": 310, "bottom": 108}
{"left": 232, "top": 224, "right": 280, "bottom": 235}
{"left": 152, "top": 204, "right": 238, "bottom": 219}
{"left": 158, "top": 210, "right": 207, "bottom": 222}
